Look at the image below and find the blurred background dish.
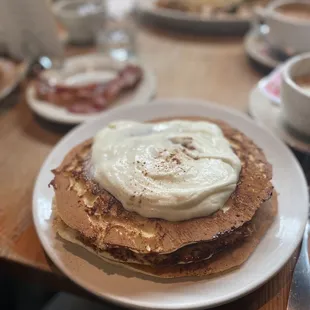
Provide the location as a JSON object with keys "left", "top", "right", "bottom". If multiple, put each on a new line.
{"left": 156, "top": 0, "right": 269, "bottom": 18}
{"left": 137, "top": 0, "right": 270, "bottom": 35}
{"left": 26, "top": 53, "right": 156, "bottom": 124}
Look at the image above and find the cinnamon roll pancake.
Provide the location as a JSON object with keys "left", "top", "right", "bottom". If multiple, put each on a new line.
{"left": 50, "top": 117, "right": 276, "bottom": 278}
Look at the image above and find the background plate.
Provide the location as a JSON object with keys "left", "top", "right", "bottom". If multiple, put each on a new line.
{"left": 33, "top": 99, "right": 308, "bottom": 309}
{"left": 137, "top": 0, "right": 250, "bottom": 35}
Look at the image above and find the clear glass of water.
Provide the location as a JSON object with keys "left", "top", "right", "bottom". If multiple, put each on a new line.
{"left": 96, "top": 0, "right": 137, "bottom": 62}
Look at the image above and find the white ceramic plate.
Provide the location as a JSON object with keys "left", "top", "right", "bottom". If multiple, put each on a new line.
{"left": 33, "top": 99, "right": 308, "bottom": 310}
{"left": 249, "top": 86, "right": 310, "bottom": 154}
{"left": 26, "top": 54, "right": 156, "bottom": 124}
{"left": 137, "top": 0, "right": 250, "bottom": 35}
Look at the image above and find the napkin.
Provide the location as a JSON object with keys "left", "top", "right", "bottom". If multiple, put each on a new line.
{"left": 0, "top": 0, "right": 64, "bottom": 61}
{"left": 258, "top": 65, "right": 283, "bottom": 106}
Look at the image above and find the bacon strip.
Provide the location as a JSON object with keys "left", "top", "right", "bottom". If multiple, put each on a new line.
{"left": 35, "top": 65, "right": 143, "bottom": 114}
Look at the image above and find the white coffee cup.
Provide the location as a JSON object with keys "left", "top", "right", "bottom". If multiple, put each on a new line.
{"left": 53, "top": 0, "right": 106, "bottom": 44}
{"left": 281, "top": 53, "right": 310, "bottom": 136}
{"left": 256, "top": 0, "right": 310, "bottom": 54}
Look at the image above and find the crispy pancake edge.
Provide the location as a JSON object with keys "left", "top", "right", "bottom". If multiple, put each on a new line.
{"left": 54, "top": 193, "right": 278, "bottom": 278}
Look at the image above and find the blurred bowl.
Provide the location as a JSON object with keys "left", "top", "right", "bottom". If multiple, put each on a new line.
{"left": 53, "top": 0, "right": 106, "bottom": 45}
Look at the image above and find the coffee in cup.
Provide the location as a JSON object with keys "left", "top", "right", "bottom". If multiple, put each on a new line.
{"left": 294, "top": 74, "right": 310, "bottom": 95}
{"left": 275, "top": 3, "right": 310, "bottom": 22}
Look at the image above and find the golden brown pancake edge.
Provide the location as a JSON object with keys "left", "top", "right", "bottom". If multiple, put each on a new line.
{"left": 53, "top": 194, "right": 278, "bottom": 278}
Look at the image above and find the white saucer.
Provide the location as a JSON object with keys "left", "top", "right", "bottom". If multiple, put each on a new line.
{"left": 249, "top": 86, "right": 310, "bottom": 154}
{"left": 26, "top": 54, "right": 156, "bottom": 124}
{"left": 244, "top": 28, "right": 282, "bottom": 70}
{"left": 33, "top": 99, "right": 308, "bottom": 309}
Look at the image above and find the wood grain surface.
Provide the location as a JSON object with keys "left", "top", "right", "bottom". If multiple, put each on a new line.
{"left": 0, "top": 25, "right": 301, "bottom": 309}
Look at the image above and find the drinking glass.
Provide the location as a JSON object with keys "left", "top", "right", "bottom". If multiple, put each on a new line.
{"left": 96, "top": 0, "right": 137, "bottom": 61}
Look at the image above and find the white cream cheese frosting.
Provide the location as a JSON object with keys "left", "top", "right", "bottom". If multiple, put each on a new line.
{"left": 91, "top": 120, "right": 241, "bottom": 221}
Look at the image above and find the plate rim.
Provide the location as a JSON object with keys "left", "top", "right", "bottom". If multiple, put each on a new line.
{"left": 32, "top": 98, "right": 309, "bottom": 309}
{"left": 0, "top": 57, "right": 30, "bottom": 101}
{"left": 244, "top": 29, "right": 280, "bottom": 70}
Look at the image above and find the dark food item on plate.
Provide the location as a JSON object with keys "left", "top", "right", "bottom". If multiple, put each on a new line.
{"left": 35, "top": 65, "right": 143, "bottom": 114}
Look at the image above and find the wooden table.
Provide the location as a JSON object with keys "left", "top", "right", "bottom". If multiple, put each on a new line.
{"left": 0, "top": 25, "right": 300, "bottom": 309}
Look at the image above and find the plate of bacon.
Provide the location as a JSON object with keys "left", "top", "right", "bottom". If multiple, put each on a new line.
{"left": 26, "top": 54, "right": 156, "bottom": 124}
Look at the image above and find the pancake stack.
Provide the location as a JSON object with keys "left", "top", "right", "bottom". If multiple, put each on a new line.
{"left": 51, "top": 118, "right": 276, "bottom": 278}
